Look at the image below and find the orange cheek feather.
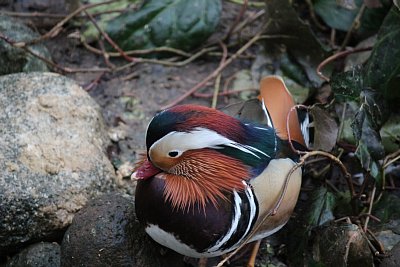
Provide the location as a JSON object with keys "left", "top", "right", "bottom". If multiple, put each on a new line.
{"left": 163, "top": 149, "right": 250, "bottom": 211}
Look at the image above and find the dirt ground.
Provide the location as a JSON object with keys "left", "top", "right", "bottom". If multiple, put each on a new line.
{"left": 43, "top": 1, "right": 259, "bottom": 165}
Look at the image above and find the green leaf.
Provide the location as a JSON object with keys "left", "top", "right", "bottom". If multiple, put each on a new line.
{"left": 373, "top": 192, "right": 400, "bottom": 223}
{"left": 380, "top": 114, "right": 400, "bottom": 153}
{"left": 330, "top": 65, "right": 363, "bottom": 101}
{"left": 314, "top": 0, "right": 391, "bottom": 34}
{"left": 264, "top": 0, "right": 329, "bottom": 87}
{"left": 307, "top": 187, "right": 336, "bottom": 227}
{"left": 363, "top": 6, "right": 400, "bottom": 109}
{"left": 314, "top": 0, "right": 360, "bottom": 31}
{"left": 81, "top": 0, "right": 136, "bottom": 43}
{"left": 353, "top": 90, "right": 386, "bottom": 183}
{"left": 360, "top": 0, "right": 393, "bottom": 35}
{"left": 286, "top": 187, "right": 336, "bottom": 266}
{"left": 105, "top": 0, "right": 221, "bottom": 52}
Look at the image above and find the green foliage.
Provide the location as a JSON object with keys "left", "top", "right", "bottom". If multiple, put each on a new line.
{"left": 307, "top": 187, "right": 337, "bottom": 226}
{"left": 264, "top": 0, "right": 329, "bottom": 87}
{"left": 373, "top": 193, "right": 400, "bottom": 223}
{"left": 330, "top": 65, "right": 363, "bottom": 101}
{"left": 330, "top": 6, "right": 400, "bottom": 183}
{"left": 105, "top": 0, "right": 221, "bottom": 52}
{"left": 363, "top": 6, "right": 400, "bottom": 109}
{"left": 287, "top": 187, "right": 336, "bottom": 266}
{"left": 314, "top": 0, "right": 391, "bottom": 34}
{"left": 81, "top": 0, "right": 135, "bottom": 43}
{"left": 314, "top": 0, "right": 359, "bottom": 31}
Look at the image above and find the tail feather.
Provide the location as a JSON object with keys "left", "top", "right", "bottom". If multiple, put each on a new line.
{"left": 258, "top": 76, "right": 306, "bottom": 147}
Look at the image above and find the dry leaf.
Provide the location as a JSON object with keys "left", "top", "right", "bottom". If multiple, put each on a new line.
{"left": 310, "top": 106, "right": 339, "bottom": 151}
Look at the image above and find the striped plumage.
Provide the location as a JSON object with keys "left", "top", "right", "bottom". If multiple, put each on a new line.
{"left": 134, "top": 76, "right": 306, "bottom": 259}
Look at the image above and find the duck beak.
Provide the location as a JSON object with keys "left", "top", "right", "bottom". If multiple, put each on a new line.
{"left": 131, "top": 159, "right": 161, "bottom": 180}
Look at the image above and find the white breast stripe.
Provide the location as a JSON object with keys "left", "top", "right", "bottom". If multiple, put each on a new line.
{"left": 228, "top": 182, "right": 258, "bottom": 250}
{"left": 146, "top": 186, "right": 259, "bottom": 258}
{"left": 261, "top": 98, "right": 273, "bottom": 128}
{"left": 207, "top": 183, "right": 258, "bottom": 254}
{"left": 244, "top": 182, "right": 257, "bottom": 237}
{"left": 207, "top": 190, "right": 242, "bottom": 253}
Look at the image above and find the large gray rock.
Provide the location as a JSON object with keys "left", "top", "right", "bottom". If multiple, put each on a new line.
{"left": 0, "top": 15, "right": 50, "bottom": 75}
{"left": 5, "top": 242, "right": 60, "bottom": 267}
{"left": 61, "top": 193, "right": 185, "bottom": 267}
{"left": 0, "top": 72, "right": 116, "bottom": 253}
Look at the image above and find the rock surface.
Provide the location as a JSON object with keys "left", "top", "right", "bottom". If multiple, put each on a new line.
{"left": 5, "top": 242, "right": 60, "bottom": 267}
{"left": 61, "top": 193, "right": 185, "bottom": 267}
{"left": 381, "top": 242, "right": 400, "bottom": 267}
{"left": 0, "top": 72, "right": 116, "bottom": 254}
{"left": 0, "top": 15, "right": 50, "bottom": 75}
{"left": 313, "top": 223, "right": 374, "bottom": 266}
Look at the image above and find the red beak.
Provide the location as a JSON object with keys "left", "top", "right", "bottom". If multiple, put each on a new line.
{"left": 132, "top": 159, "right": 162, "bottom": 180}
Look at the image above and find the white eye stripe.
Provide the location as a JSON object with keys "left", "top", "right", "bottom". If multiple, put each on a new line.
{"left": 149, "top": 127, "right": 269, "bottom": 159}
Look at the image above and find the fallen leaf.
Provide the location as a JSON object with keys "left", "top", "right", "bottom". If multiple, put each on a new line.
{"left": 310, "top": 106, "right": 339, "bottom": 152}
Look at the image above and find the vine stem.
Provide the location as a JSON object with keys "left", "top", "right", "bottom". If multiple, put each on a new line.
{"left": 316, "top": 46, "right": 373, "bottom": 82}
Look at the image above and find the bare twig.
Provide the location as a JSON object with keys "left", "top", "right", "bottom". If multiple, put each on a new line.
{"left": 0, "top": 32, "right": 110, "bottom": 73}
{"left": 0, "top": 9, "right": 125, "bottom": 18}
{"left": 363, "top": 183, "right": 376, "bottom": 232}
{"left": 211, "top": 74, "right": 222, "bottom": 109}
{"left": 84, "top": 10, "right": 135, "bottom": 62}
{"left": 317, "top": 46, "right": 373, "bottom": 82}
{"left": 224, "top": 0, "right": 248, "bottom": 41}
{"left": 227, "top": 0, "right": 265, "bottom": 7}
{"left": 337, "top": 102, "right": 347, "bottom": 141}
{"left": 83, "top": 72, "right": 106, "bottom": 91}
{"left": 98, "top": 39, "right": 116, "bottom": 69}
{"left": 211, "top": 42, "right": 227, "bottom": 109}
{"left": 382, "top": 149, "right": 400, "bottom": 189}
{"left": 340, "top": 4, "right": 367, "bottom": 51}
{"left": 383, "top": 150, "right": 400, "bottom": 169}
{"left": 161, "top": 22, "right": 269, "bottom": 110}
{"left": 27, "top": 0, "right": 120, "bottom": 45}
{"left": 231, "top": 9, "right": 265, "bottom": 36}
{"left": 305, "top": 0, "right": 328, "bottom": 31}
{"left": 193, "top": 87, "right": 257, "bottom": 98}
{"left": 82, "top": 41, "right": 193, "bottom": 57}
{"left": 344, "top": 232, "right": 358, "bottom": 265}
{"left": 0, "top": 11, "right": 68, "bottom": 18}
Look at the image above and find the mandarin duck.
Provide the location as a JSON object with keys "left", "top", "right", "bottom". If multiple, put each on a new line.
{"left": 133, "top": 76, "right": 307, "bottom": 265}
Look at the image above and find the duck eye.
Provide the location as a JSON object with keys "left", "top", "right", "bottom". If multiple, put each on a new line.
{"left": 168, "top": 151, "right": 180, "bottom": 158}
